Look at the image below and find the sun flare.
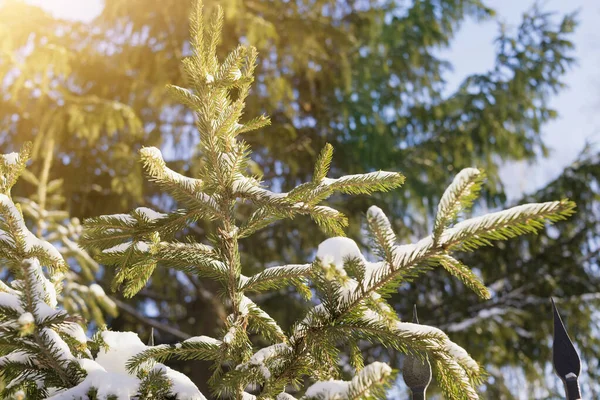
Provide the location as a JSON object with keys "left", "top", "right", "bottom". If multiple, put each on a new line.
{"left": 24, "top": 0, "right": 100, "bottom": 21}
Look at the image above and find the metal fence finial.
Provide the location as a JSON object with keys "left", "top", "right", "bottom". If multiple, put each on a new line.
{"left": 552, "top": 297, "right": 582, "bottom": 400}
{"left": 402, "top": 305, "right": 432, "bottom": 400}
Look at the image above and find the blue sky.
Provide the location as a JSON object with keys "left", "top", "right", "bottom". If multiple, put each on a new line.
{"left": 27, "top": 0, "right": 600, "bottom": 200}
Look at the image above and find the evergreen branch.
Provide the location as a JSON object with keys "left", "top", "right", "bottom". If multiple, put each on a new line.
{"left": 346, "top": 200, "right": 575, "bottom": 312}
{"left": 121, "top": 258, "right": 158, "bottom": 298}
{"left": 303, "top": 362, "right": 393, "bottom": 400}
{"left": 433, "top": 168, "right": 484, "bottom": 242}
{"left": 238, "top": 207, "right": 289, "bottom": 238}
{"left": 310, "top": 319, "right": 480, "bottom": 398}
{"left": 366, "top": 206, "right": 397, "bottom": 262}
{"left": 433, "top": 357, "right": 482, "bottom": 400}
{"left": 153, "top": 208, "right": 215, "bottom": 236}
{"left": 151, "top": 241, "right": 228, "bottom": 281}
{"left": 319, "top": 171, "right": 404, "bottom": 195}
{"left": 166, "top": 84, "right": 203, "bottom": 110}
{"left": 189, "top": 0, "right": 205, "bottom": 70}
{"left": 313, "top": 144, "right": 334, "bottom": 183}
{"left": 242, "top": 296, "right": 287, "bottom": 343}
{"left": 435, "top": 254, "right": 490, "bottom": 299}
{"left": 137, "top": 368, "right": 174, "bottom": 400}
{"left": 0, "top": 195, "right": 67, "bottom": 273}
{"left": 139, "top": 146, "right": 219, "bottom": 211}
{"left": 126, "top": 336, "right": 222, "bottom": 373}
{"left": 234, "top": 114, "right": 271, "bottom": 135}
{"left": 308, "top": 206, "right": 348, "bottom": 237}
{"left": 440, "top": 200, "right": 576, "bottom": 251}
{"left": 240, "top": 264, "right": 311, "bottom": 293}
{"left": 0, "top": 142, "right": 31, "bottom": 195}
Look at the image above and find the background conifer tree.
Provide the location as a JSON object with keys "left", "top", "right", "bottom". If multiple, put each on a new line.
{"left": 1, "top": 0, "right": 598, "bottom": 397}
{"left": 1, "top": 3, "right": 574, "bottom": 399}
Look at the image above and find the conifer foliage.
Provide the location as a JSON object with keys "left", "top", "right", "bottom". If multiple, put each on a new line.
{"left": 0, "top": 1, "right": 576, "bottom": 399}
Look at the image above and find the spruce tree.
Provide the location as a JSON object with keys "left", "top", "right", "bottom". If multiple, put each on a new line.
{"left": 13, "top": 144, "right": 118, "bottom": 327}
{"left": 0, "top": 2, "right": 569, "bottom": 399}
{"left": 0, "top": 148, "right": 203, "bottom": 399}
{"left": 2, "top": 3, "right": 589, "bottom": 394}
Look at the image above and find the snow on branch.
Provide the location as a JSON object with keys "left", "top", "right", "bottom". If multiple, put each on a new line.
{"left": 304, "top": 362, "right": 392, "bottom": 400}
{"left": 240, "top": 264, "right": 311, "bottom": 295}
{"left": 440, "top": 200, "right": 575, "bottom": 251}
{"left": 0, "top": 194, "right": 66, "bottom": 271}
{"left": 433, "top": 168, "right": 483, "bottom": 241}
{"left": 140, "top": 146, "right": 218, "bottom": 210}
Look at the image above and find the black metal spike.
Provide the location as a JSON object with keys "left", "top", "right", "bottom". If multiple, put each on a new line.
{"left": 552, "top": 298, "right": 582, "bottom": 400}
{"left": 148, "top": 327, "right": 155, "bottom": 346}
{"left": 412, "top": 304, "right": 419, "bottom": 324}
{"left": 402, "top": 305, "right": 432, "bottom": 400}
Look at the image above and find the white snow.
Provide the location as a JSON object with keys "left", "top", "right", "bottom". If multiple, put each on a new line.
{"left": 231, "top": 173, "right": 287, "bottom": 200}
{"left": 0, "top": 351, "right": 34, "bottom": 366}
{"left": 135, "top": 207, "right": 167, "bottom": 221}
{"left": 102, "top": 242, "right": 132, "bottom": 253}
{"left": 305, "top": 362, "right": 391, "bottom": 399}
{"left": 35, "top": 300, "right": 62, "bottom": 321}
{"left": 140, "top": 146, "right": 163, "bottom": 161}
{"left": 223, "top": 326, "right": 237, "bottom": 344}
{"left": 390, "top": 237, "right": 433, "bottom": 268}
{"left": 305, "top": 380, "right": 349, "bottom": 399}
{"left": 43, "top": 331, "right": 204, "bottom": 399}
{"left": 17, "top": 312, "right": 34, "bottom": 325}
{"left": 140, "top": 147, "right": 207, "bottom": 198}
{"left": 184, "top": 336, "right": 222, "bottom": 346}
{"left": 231, "top": 174, "right": 261, "bottom": 195}
{"left": 135, "top": 241, "right": 150, "bottom": 252}
{"left": 315, "top": 237, "right": 392, "bottom": 305}
{"left": 316, "top": 237, "right": 364, "bottom": 271}
{"left": 79, "top": 358, "right": 106, "bottom": 373}
{"left": 42, "top": 328, "right": 73, "bottom": 362}
{"left": 2, "top": 152, "right": 19, "bottom": 165}
{"left": 206, "top": 73, "right": 214, "bottom": 83}
{"left": 101, "top": 213, "right": 136, "bottom": 225}
{"left": 231, "top": 68, "right": 242, "bottom": 80}
{"left": 395, "top": 322, "right": 479, "bottom": 374}
{"left": 321, "top": 171, "right": 399, "bottom": 187}
{"left": 443, "top": 340, "right": 479, "bottom": 373}
{"left": 59, "top": 322, "right": 88, "bottom": 344}
{"left": 95, "top": 331, "right": 148, "bottom": 375}
{"left": 48, "top": 369, "right": 140, "bottom": 400}
{"left": 23, "top": 258, "right": 58, "bottom": 309}
{"left": 0, "top": 229, "right": 12, "bottom": 244}
{"left": 103, "top": 241, "right": 150, "bottom": 253}
{"left": 89, "top": 283, "right": 106, "bottom": 298}
{"left": 239, "top": 343, "right": 290, "bottom": 379}
{"left": 0, "top": 195, "right": 64, "bottom": 263}
{"left": 366, "top": 206, "right": 396, "bottom": 248}
{"left": 154, "top": 364, "right": 207, "bottom": 400}
{"left": 276, "top": 394, "right": 297, "bottom": 400}
{"left": 294, "top": 304, "right": 330, "bottom": 339}
{"left": 0, "top": 292, "right": 23, "bottom": 312}
{"left": 395, "top": 321, "right": 444, "bottom": 337}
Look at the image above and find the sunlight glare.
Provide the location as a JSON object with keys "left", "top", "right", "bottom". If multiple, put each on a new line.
{"left": 25, "top": 0, "right": 101, "bottom": 21}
